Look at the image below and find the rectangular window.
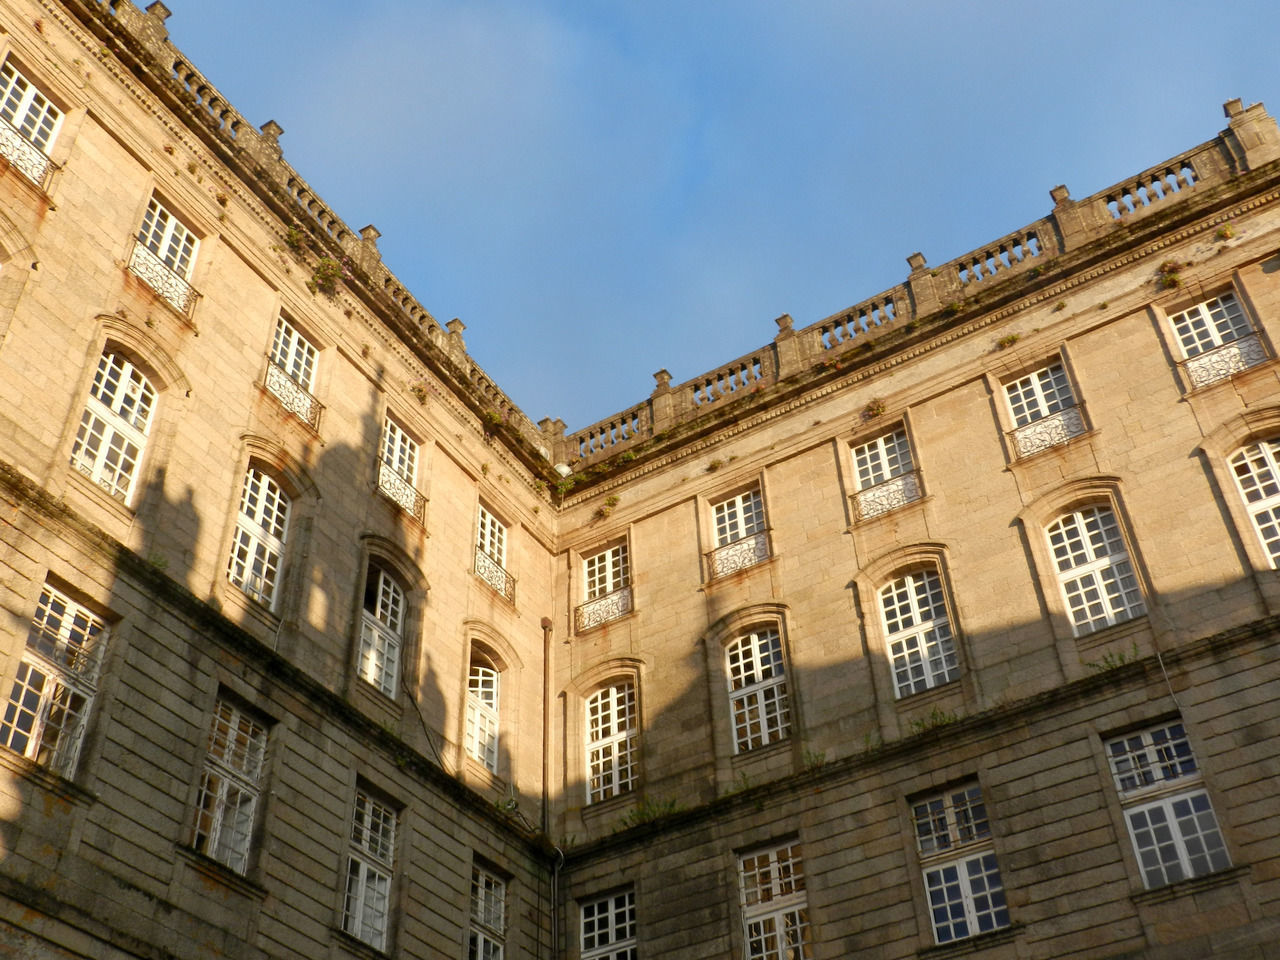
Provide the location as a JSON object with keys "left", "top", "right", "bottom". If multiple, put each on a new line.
{"left": 469, "top": 865, "right": 506, "bottom": 960}
{"left": 342, "top": 790, "right": 397, "bottom": 950}
{"left": 0, "top": 59, "right": 61, "bottom": 185}
{"left": 474, "top": 505, "right": 515, "bottom": 601}
{"left": 852, "top": 427, "right": 920, "bottom": 519}
{"left": 913, "top": 782, "right": 1010, "bottom": 945}
{"left": 581, "top": 889, "right": 636, "bottom": 960}
{"left": 739, "top": 843, "right": 813, "bottom": 960}
{"left": 1004, "top": 361, "right": 1085, "bottom": 457}
{"left": 377, "top": 417, "right": 423, "bottom": 518}
{"left": 192, "top": 699, "right": 268, "bottom": 874}
{"left": 1168, "top": 292, "right": 1266, "bottom": 388}
{"left": 709, "top": 487, "right": 770, "bottom": 577}
{"left": 130, "top": 197, "right": 199, "bottom": 313}
{"left": 265, "top": 316, "right": 320, "bottom": 427}
{"left": 0, "top": 585, "right": 107, "bottom": 778}
{"left": 1105, "top": 721, "right": 1230, "bottom": 889}
{"left": 585, "top": 543, "right": 629, "bottom": 599}
{"left": 226, "top": 467, "right": 291, "bottom": 609}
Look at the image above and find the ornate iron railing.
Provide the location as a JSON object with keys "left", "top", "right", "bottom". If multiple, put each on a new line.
{"left": 376, "top": 460, "right": 425, "bottom": 521}
{"left": 0, "top": 117, "right": 53, "bottom": 189}
{"left": 128, "top": 240, "right": 197, "bottom": 315}
{"left": 1183, "top": 334, "right": 1268, "bottom": 389}
{"left": 708, "top": 531, "right": 771, "bottom": 579}
{"left": 854, "top": 472, "right": 921, "bottom": 520}
{"left": 264, "top": 361, "right": 322, "bottom": 430}
{"left": 1010, "top": 406, "right": 1086, "bottom": 458}
{"left": 575, "top": 585, "right": 633, "bottom": 631}
{"left": 474, "top": 547, "right": 516, "bottom": 603}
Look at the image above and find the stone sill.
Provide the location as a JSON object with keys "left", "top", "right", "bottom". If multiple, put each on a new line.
{"left": 175, "top": 845, "right": 267, "bottom": 900}
{"left": 0, "top": 749, "right": 97, "bottom": 806}
{"left": 1131, "top": 864, "right": 1249, "bottom": 905}
{"left": 917, "top": 922, "right": 1020, "bottom": 959}
{"left": 330, "top": 926, "right": 391, "bottom": 960}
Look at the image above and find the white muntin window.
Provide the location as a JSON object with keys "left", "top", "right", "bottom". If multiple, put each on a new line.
{"left": 358, "top": 565, "right": 405, "bottom": 698}
{"left": 581, "top": 889, "right": 636, "bottom": 960}
{"left": 191, "top": 699, "right": 268, "bottom": 874}
{"left": 709, "top": 486, "right": 770, "bottom": 578}
{"left": 466, "top": 657, "right": 500, "bottom": 773}
{"left": 69, "top": 350, "right": 157, "bottom": 504}
{"left": 226, "top": 467, "right": 291, "bottom": 610}
{"left": 377, "top": 417, "right": 422, "bottom": 518}
{"left": 852, "top": 427, "right": 921, "bottom": 519}
{"left": 342, "top": 790, "right": 397, "bottom": 951}
{"left": 913, "top": 782, "right": 1010, "bottom": 945}
{"left": 1167, "top": 292, "right": 1266, "bottom": 388}
{"left": 1105, "top": 721, "right": 1230, "bottom": 889}
{"left": 130, "top": 197, "right": 199, "bottom": 313}
{"left": 477, "top": 505, "right": 507, "bottom": 567}
{"left": 0, "top": 585, "right": 108, "bottom": 778}
{"left": 1004, "top": 361, "right": 1085, "bottom": 457}
{"left": 265, "top": 316, "right": 320, "bottom": 425}
{"left": 585, "top": 681, "right": 638, "bottom": 804}
{"left": 725, "top": 627, "right": 791, "bottom": 753}
{"left": 469, "top": 865, "right": 506, "bottom": 960}
{"left": 0, "top": 59, "right": 62, "bottom": 184}
{"left": 1046, "top": 504, "right": 1145, "bottom": 636}
{"left": 879, "top": 568, "right": 959, "bottom": 698}
{"left": 1227, "top": 438, "right": 1280, "bottom": 567}
{"left": 585, "top": 542, "right": 629, "bottom": 599}
{"left": 738, "top": 842, "right": 813, "bottom": 960}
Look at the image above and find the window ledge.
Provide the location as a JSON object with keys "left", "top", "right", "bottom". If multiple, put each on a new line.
{"left": 0, "top": 749, "right": 97, "bottom": 806}
{"left": 893, "top": 676, "right": 963, "bottom": 711}
{"left": 582, "top": 788, "right": 639, "bottom": 822}
{"left": 917, "top": 923, "right": 1020, "bottom": 959}
{"left": 730, "top": 735, "right": 791, "bottom": 765}
{"left": 1131, "top": 864, "right": 1248, "bottom": 906}
{"left": 175, "top": 845, "right": 267, "bottom": 900}
{"left": 64, "top": 467, "right": 137, "bottom": 526}
{"left": 330, "top": 926, "right": 391, "bottom": 960}
{"left": 218, "top": 584, "right": 283, "bottom": 635}
{"left": 1074, "top": 614, "right": 1150, "bottom": 656}
{"left": 1007, "top": 426, "right": 1097, "bottom": 466}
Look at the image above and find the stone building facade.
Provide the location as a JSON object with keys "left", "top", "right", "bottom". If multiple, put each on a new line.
{"left": 1, "top": 1, "right": 1279, "bottom": 958}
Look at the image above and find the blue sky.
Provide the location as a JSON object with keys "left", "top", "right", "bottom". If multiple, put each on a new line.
{"left": 168, "top": 1, "right": 1276, "bottom": 429}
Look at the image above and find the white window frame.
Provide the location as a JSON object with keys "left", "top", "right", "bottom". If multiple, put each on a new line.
{"left": 725, "top": 627, "right": 791, "bottom": 753}
{"left": 0, "top": 59, "right": 61, "bottom": 185}
{"left": 879, "top": 568, "right": 959, "bottom": 698}
{"left": 191, "top": 699, "right": 267, "bottom": 874}
{"left": 469, "top": 865, "right": 506, "bottom": 960}
{"left": 69, "top": 350, "right": 157, "bottom": 504}
{"left": 466, "top": 658, "right": 500, "bottom": 773}
{"left": 0, "top": 585, "right": 108, "bottom": 778}
{"left": 581, "top": 889, "right": 636, "bottom": 960}
{"left": 376, "top": 416, "right": 423, "bottom": 518}
{"left": 852, "top": 427, "right": 921, "bottom": 519}
{"left": 738, "top": 842, "right": 813, "bottom": 960}
{"left": 1003, "top": 361, "right": 1085, "bottom": 457}
{"left": 477, "top": 504, "right": 507, "bottom": 567}
{"left": 138, "top": 196, "right": 198, "bottom": 279}
{"left": 342, "top": 790, "right": 397, "bottom": 951}
{"left": 265, "top": 316, "right": 320, "bottom": 425}
{"left": 358, "top": 566, "right": 404, "bottom": 698}
{"left": 585, "top": 681, "right": 638, "bottom": 804}
{"left": 1228, "top": 438, "right": 1280, "bottom": 567}
{"left": 1167, "top": 292, "right": 1266, "bottom": 388}
{"left": 226, "top": 467, "right": 291, "bottom": 610}
{"left": 1045, "top": 505, "right": 1145, "bottom": 636}
{"left": 913, "top": 782, "right": 1010, "bottom": 945}
{"left": 1105, "top": 721, "right": 1231, "bottom": 889}
{"left": 585, "top": 542, "right": 629, "bottom": 600}
{"left": 714, "top": 487, "right": 766, "bottom": 545}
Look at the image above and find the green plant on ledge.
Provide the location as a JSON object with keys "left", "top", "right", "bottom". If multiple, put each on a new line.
{"left": 862, "top": 398, "right": 887, "bottom": 420}
{"left": 284, "top": 223, "right": 305, "bottom": 253}
{"left": 1157, "top": 260, "right": 1183, "bottom": 290}
{"left": 996, "top": 333, "right": 1020, "bottom": 350}
{"left": 615, "top": 795, "right": 684, "bottom": 831}
{"left": 595, "top": 494, "right": 620, "bottom": 520}
{"left": 1215, "top": 223, "right": 1235, "bottom": 241}
{"left": 1085, "top": 641, "right": 1141, "bottom": 673}
{"left": 908, "top": 706, "right": 960, "bottom": 736}
{"left": 307, "top": 256, "right": 349, "bottom": 295}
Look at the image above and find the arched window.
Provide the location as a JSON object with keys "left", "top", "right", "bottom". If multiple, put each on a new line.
{"left": 725, "top": 628, "right": 790, "bottom": 753}
{"left": 359, "top": 565, "right": 406, "bottom": 697}
{"left": 585, "top": 681, "right": 638, "bottom": 803}
{"left": 1228, "top": 438, "right": 1280, "bottom": 567}
{"left": 879, "top": 567, "right": 959, "bottom": 698}
{"left": 69, "top": 350, "right": 157, "bottom": 504}
{"left": 226, "top": 466, "right": 291, "bottom": 609}
{"left": 465, "top": 657, "right": 500, "bottom": 772}
{"left": 1045, "top": 505, "right": 1145, "bottom": 636}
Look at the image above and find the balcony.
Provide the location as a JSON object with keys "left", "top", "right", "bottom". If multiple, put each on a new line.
{"left": 1009, "top": 405, "right": 1086, "bottom": 458}
{"left": 575, "top": 586, "right": 633, "bottom": 631}
{"left": 1183, "top": 333, "right": 1267, "bottom": 389}
{"left": 708, "top": 531, "right": 771, "bottom": 579}
{"left": 854, "top": 471, "right": 921, "bottom": 520}
{"left": 474, "top": 547, "right": 515, "bottom": 603}
{"left": 263, "top": 361, "right": 323, "bottom": 430}
{"left": 128, "top": 240, "right": 197, "bottom": 315}
{"left": 0, "top": 117, "right": 54, "bottom": 189}
{"left": 376, "top": 460, "right": 425, "bottom": 521}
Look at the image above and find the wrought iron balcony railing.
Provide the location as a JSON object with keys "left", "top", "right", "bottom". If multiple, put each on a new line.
{"left": 376, "top": 460, "right": 426, "bottom": 521}
{"left": 1183, "top": 333, "right": 1267, "bottom": 389}
{"left": 474, "top": 547, "right": 516, "bottom": 603}
{"left": 1009, "top": 405, "right": 1086, "bottom": 458}
{"left": 128, "top": 240, "right": 198, "bottom": 315}
{"left": 575, "top": 585, "right": 633, "bottom": 631}
{"left": 854, "top": 471, "right": 921, "bottom": 521}
{"left": 0, "top": 116, "right": 54, "bottom": 189}
{"left": 263, "top": 360, "right": 323, "bottom": 430}
{"left": 707, "top": 531, "right": 771, "bottom": 579}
